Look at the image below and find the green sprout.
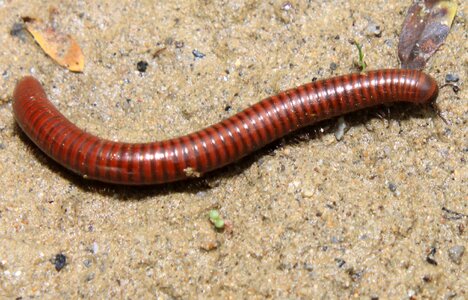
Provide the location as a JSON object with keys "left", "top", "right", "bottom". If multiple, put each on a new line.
{"left": 209, "top": 209, "right": 225, "bottom": 229}
{"left": 353, "top": 40, "right": 367, "bottom": 72}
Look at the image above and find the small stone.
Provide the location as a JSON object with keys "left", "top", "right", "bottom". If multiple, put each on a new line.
{"left": 302, "top": 188, "right": 315, "bottom": 198}
{"left": 335, "top": 258, "right": 346, "bottom": 268}
{"left": 192, "top": 49, "right": 206, "bottom": 59}
{"left": 52, "top": 253, "right": 67, "bottom": 272}
{"left": 10, "top": 23, "right": 25, "bottom": 39}
{"left": 136, "top": 61, "right": 148, "bottom": 72}
{"left": 366, "top": 22, "right": 382, "bottom": 37}
{"left": 200, "top": 240, "right": 220, "bottom": 251}
{"left": 92, "top": 242, "right": 98, "bottom": 254}
{"left": 448, "top": 245, "right": 465, "bottom": 264}
{"left": 281, "top": 2, "right": 293, "bottom": 10}
{"left": 334, "top": 116, "right": 347, "bottom": 141}
{"left": 388, "top": 182, "right": 397, "bottom": 192}
{"left": 303, "top": 263, "right": 313, "bottom": 271}
{"left": 330, "top": 62, "right": 338, "bottom": 71}
{"left": 445, "top": 74, "right": 459, "bottom": 83}
{"left": 422, "top": 275, "right": 432, "bottom": 282}
{"left": 83, "top": 259, "right": 92, "bottom": 268}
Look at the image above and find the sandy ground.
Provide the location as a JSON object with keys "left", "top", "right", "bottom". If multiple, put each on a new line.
{"left": 0, "top": 0, "right": 466, "bottom": 298}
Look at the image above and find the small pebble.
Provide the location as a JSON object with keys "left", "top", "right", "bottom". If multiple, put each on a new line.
{"left": 334, "top": 116, "right": 347, "bottom": 141}
{"left": 422, "top": 275, "right": 432, "bottom": 282}
{"left": 448, "top": 245, "right": 465, "bottom": 264}
{"left": 388, "top": 182, "right": 397, "bottom": 192}
{"left": 302, "top": 188, "right": 315, "bottom": 198}
{"left": 366, "top": 22, "right": 382, "bottom": 37}
{"left": 52, "top": 253, "right": 67, "bottom": 272}
{"left": 330, "top": 62, "right": 338, "bottom": 71}
{"left": 10, "top": 23, "right": 25, "bottom": 39}
{"left": 335, "top": 258, "right": 346, "bottom": 268}
{"left": 136, "top": 61, "right": 148, "bottom": 72}
{"left": 445, "top": 74, "right": 459, "bottom": 83}
{"left": 426, "top": 247, "right": 438, "bottom": 266}
{"left": 281, "top": 2, "right": 293, "bottom": 10}
{"left": 303, "top": 263, "right": 314, "bottom": 271}
{"left": 200, "top": 240, "right": 219, "bottom": 251}
{"left": 175, "top": 41, "right": 184, "bottom": 48}
{"left": 192, "top": 49, "right": 206, "bottom": 59}
{"left": 83, "top": 259, "right": 92, "bottom": 268}
{"left": 92, "top": 242, "right": 98, "bottom": 254}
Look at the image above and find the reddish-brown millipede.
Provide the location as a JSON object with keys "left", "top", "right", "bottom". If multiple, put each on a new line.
{"left": 13, "top": 69, "right": 438, "bottom": 185}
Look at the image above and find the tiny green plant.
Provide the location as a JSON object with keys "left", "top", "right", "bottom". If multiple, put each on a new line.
{"left": 352, "top": 40, "right": 367, "bottom": 72}
{"left": 209, "top": 209, "right": 225, "bottom": 229}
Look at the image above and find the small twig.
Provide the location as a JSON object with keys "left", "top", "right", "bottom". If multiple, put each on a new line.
{"left": 440, "top": 83, "right": 460, "bottom": 94}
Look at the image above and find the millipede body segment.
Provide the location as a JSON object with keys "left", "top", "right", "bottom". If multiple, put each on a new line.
{"left": 13, "top": 69, "right": 438, "bottom": 185}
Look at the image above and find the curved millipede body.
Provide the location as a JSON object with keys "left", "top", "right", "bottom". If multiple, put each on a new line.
{"left": 13, "top": 69, "right": 438, "bottom": 185}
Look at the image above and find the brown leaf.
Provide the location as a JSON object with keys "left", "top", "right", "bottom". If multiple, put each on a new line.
{"left": 23, "top": 17, "right": 84, "bottom": 72}
{"left": 398, "top": 0, "right": 457, "bottom": 69}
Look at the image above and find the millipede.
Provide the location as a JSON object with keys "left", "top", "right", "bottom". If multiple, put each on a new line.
{"left": 13, "top": 69, "right": 438, "bottom": 185}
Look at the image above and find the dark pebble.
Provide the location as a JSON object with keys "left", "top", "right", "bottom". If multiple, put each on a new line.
{"left": 426, "top": 256, "right": 437, "bottom": 265}
{"left": 136, "top": 61, "right": 148, "bottom": 72}
{"left": 335, "top": 258, "right": 346, "bottom": 268}
{"left": 53, "top": 253, "right": 67, "bottom": 271}
{"left": 224, "top": 105, "right": 232, "bottom": 112}
{"left": 445, "top": 74, "right": 459, "bottom": 83}
{"left": 10, "top": 23, "right": 25, "bottom": 38}
{"left": 330, "top": 63, "right": 338, "bottom": 71}
{"left": 426, "top": 247, "right": 438, "bottom": 266}
{"left": 388, "top": 182, "right": 397, "bottom": 192}
{"left": 303, "top": 262, "right": 314, "bottom": 271}
{"left": 422, "top": 275, "right": 432, "bottom": 282}
{"left": 192, "top": 49, "right": 206, "bottom": 59}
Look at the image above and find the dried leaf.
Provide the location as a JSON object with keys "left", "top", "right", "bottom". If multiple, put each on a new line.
{"left": 23, "top": 17, "right": 84, "bottom": 72}
{"left": 398, "top": 0, "right": 457, "bottom": 69}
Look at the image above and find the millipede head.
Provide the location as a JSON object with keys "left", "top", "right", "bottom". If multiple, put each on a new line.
{"left": 417, "top": 72, "right": 439, "bottom": 105}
